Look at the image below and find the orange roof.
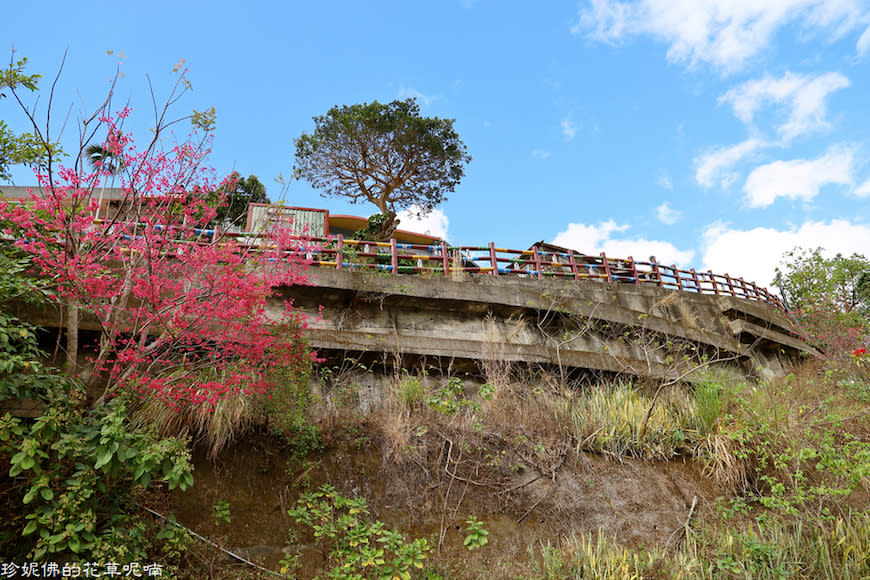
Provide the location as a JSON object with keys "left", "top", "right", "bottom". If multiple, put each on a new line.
{"left": 328, "top": 214, "right": 442, "bottom": 244}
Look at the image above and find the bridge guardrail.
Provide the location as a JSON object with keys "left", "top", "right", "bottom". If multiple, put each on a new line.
{"left": 212, "top": 229, "right": 785, "bottom": 312}
{"left": 5, "top": 219, "right": 786, "bottom": 313}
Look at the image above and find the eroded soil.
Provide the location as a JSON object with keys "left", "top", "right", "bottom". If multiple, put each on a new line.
{"left": 170, "top": 431, "right": 722, "bottom": 578}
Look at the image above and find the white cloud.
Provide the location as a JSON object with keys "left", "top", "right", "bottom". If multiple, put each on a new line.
{"left": 696, "top": 72, "right": 849, "bottom": 191}
{"left": 397, "top": 206, "right": 449, "bottom": 239}
{"left": 657, "top": 174, "right": 674, "bottom": 190}
{"left": 743, "top": 146, "right": 853, "bottom": 207}
{"left": 719, "top": 71, "right": 850, "bottom": 140}
{"left": 397, "top": 86, "right": 438, "bottom": 106}
{"left": 695, "top": 138, "right": 764, "bottom": 188}
{"left": 552, "top": 219, "right": 694, "bottom": 266}
{"left": 561, "top": 118, "right": 578, "bottom": 140}
{"left": 531, "top": 149, "right": 552, "bottom": 160}
{"left": 576, "top": 0, "right": 863, "bottom": 73}
{"left": 856, "top": 178, "right": 870, "bottom": 196}
{"left": 702, "top": 219, "right": 870, "bottom": 288}
{"left": 858, "top": 24, "right": 870, "bottom": 56}
{"left": 655, "top": 201, "right": 681, "bottom": 225}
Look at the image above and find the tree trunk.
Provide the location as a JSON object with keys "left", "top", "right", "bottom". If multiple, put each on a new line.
{"left": 373, "top": 211, "right": 399, "bottom": 241}
{"left": 66, "top": 301, "right": 79, "bottom": 376}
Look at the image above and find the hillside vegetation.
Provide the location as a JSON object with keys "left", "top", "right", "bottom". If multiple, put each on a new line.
{"left": 3, "top": 244, "right": 870, "bottom": 577}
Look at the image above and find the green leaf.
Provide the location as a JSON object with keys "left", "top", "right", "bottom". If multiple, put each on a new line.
{"left": 94, "top": 448, "right": 113, "bottom": 470}
{"left": 22, "top": 487, "right": 37, "bottom": 504}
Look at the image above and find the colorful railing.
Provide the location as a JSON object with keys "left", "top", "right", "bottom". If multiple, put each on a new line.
{"left": 251, "top": 233, "right": 786, "bottom": 312}
{"left": 5, "top": 221, "right": 785, "bottom": 312}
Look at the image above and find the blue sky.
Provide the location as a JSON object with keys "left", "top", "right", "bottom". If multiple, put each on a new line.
{"left": 5, "top": 1, "right": 870, "bottom": 290}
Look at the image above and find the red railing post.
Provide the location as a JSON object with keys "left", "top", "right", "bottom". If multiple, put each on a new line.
{"left": 601, "top": 252, "right": 612, "bottom": 282}
{"left": 708, "top": 270, "right": 719, "bottom": 295}
{"left": 674, "top": 266, "right": 683, "bottom": 290}
{"left": 651, "top": 259, "right": 662, "bottom": 287}
{"left": 691, "top": 268, "right": 700, "bottom": 292}
{"left": 390, "top": 238, "right": 398, "bottom": 275}
{"left": 532, "top": 245, "right": 543, "bottom": 279}
{"left": 725, "top": 274, "right": 735, "bottom": 296}
{"left": 336, "top": 234, "right": 344, "bottom": 270}
{"left": 740, "top": 277, "right": 748, "bottom": 297}
{"left": 489, "top": 242, "right": 499, "bottom": 276}
{"left": 628, "top": 256, "right": 638, "bottom": 284}
{"left": 441, "top": 241, "right": 449, "bottom": 277}
{"left": 568, "top": 251, "right": 580, "bottom": 280}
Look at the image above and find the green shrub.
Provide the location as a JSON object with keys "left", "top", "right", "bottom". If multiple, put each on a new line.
{"left": 0, "top": 394, "right": 193, "bottom": 561}
{"left": 288, "top": 484, "right": 432, "bottom": 579}
{"left": 397, "top": 375, "right": 427, "bottom": 407}
{"left": 426, "top": 377, "right": 481, "bottom": 416}
{"left": 260, "top": 360, "right": 322, "bottom": 462}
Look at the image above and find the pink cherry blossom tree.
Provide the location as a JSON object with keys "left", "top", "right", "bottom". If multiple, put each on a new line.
{"left": 1, "top": 58, "right": 315, "bottom": 407}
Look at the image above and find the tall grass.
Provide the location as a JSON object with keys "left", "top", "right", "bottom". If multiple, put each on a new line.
{"left": 683, "top": 513, "right": 870, "bottom": 579}
{"left": 133, "top": 393, "right": 256, "bottom": 458}
{"left": 535, "top": 532, "right": 657, "bottom": 580}
{"left": 529, "top": 512, "right": 870, "bottom": 580}
{"left": 567, "top": 381, "right": 698, "bottom": 460}
{"left": 691, "top": 372, "right": 737, "bottom": 435}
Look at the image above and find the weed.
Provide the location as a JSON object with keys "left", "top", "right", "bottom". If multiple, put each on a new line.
{"left": 463, "top": 516, "right": 490, "bottom": 551}
{"left": 426, "top": 377, "right": 481, "bottom": 416}
{"left": 213, "top": 499, "right": 231, "bottom": 526}
{"left": 154, "top": 513, "right": 192, "bottom": 563}
{"left": 287, "top": 484, "right": 432, "bottom": 579}
{"left": 397, "top": 374, "right": 427, "bottom": 407}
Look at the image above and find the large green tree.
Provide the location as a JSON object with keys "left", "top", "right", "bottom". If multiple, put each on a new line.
{"left": 211, "top": 171, "right": 269, "bottom": 228}
{"left": 293, "top": 98, "right": 470, "bottom": 240}
{"left": 775, "top": 247, "right": 870, "bottom": 315}
{"left": 775, "top": 247, "right": 870, "bottom": 354}
{"left": 0, "top": 57, "right": 62, "bottom": 182}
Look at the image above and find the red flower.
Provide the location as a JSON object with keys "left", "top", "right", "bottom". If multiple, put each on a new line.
{"left": 853, "top": 348, "right": 867, "bottom": 357}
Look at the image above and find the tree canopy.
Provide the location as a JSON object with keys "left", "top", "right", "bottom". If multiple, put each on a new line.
{"left": 776, "top": 247, "right": 870, "bottom": 315}
{"left": 775, "top": 247, "right": 870, "bottom": 355}
{"left": 210, "top": 171, "right": 269, "bottom": 228}
{"left": 0, "top": 57, "right": 62, "bottom": 182}
{"left": 293, "top": 98, "right": 470, "bottom": 240}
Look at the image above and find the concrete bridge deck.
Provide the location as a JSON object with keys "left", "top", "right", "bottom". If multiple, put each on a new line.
{"left": 10, "top": 257, "right": 812, "bottom": 384}
{"left": 277, "top": 269, "right": 812, "bottom": 380}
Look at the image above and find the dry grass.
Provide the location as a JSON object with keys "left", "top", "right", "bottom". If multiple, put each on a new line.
{"left": 697, "top": 432, "right": 748, "bottom": 494}
{"left": 380, "top": 401, "right": 417, "bottom": 463}
{"left": 133, "top": 393, "right": 258, "bottom": 459}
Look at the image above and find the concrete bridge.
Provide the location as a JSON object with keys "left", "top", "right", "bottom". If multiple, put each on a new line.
{"left": 276, "top": 268, "right": 812, "bottom": 382}
{"left": 6, "top": 230, "right": 812, "bottom": 385}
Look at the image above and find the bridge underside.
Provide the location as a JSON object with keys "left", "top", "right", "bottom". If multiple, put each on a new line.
{"left": 13, "top": 268, "right": 813, "bottom": 387}
{"left": 274, "top": 269, "right": 813, "bottom": 382}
